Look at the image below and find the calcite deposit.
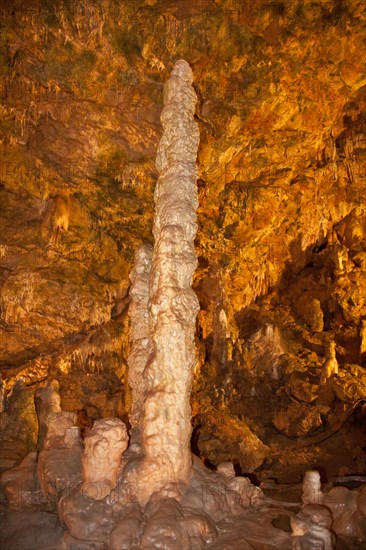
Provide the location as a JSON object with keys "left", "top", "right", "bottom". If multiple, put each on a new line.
{"left": 81, "top": 417, "right": 128, "bottom": 500}
{"left": 126, "top": 59, "right": 200, "bottom": 504}
{"left": 34, "top": 380, "right": 63, "bottom": 451}
{"left": 301, "top": 470, "right": 324, "bottom": 505}
{"left": 127, "top": 243, "right": 153, "bottom": 436}
{"left": 291, "top": 504, "right": 334, "bottom": 550}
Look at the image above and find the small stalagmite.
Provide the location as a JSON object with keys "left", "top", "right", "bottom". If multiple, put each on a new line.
{"left": 320, "top": 341, "right": 338, "bottom": 384}
{"left": 81, "top": 417, "right": 128, "bottom": 500}
{"left": 302, "top": 470, "right": 324, "bottom": 505}
{"left": 127, "top": 60, "right": 200, "bottom": 504}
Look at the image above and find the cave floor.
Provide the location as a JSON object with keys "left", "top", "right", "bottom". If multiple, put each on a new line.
{"left": 0, "top": 421, "right": 365, "bottom": 550}
{"left": 258, "top": 421, "right": 366, "bottom": 489}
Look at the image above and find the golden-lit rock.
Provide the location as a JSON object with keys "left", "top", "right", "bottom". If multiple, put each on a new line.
{"left": 0, "top": 4, "right": 365, "bottom": 544}
{"left": 273, "top": 403, "right": 325, "bottom": 438}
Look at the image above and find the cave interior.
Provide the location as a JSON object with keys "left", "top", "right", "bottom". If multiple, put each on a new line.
{"left": 0, "top": 1, "right": 365, "bottom": 549}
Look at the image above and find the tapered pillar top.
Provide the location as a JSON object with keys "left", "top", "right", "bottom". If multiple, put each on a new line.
{"left": 171, "top": 59, "right": 193, "bottom": 84}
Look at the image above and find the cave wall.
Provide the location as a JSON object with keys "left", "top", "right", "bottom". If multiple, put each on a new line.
{"left": 0, "top": 0, "right": 365, "bottom": 478}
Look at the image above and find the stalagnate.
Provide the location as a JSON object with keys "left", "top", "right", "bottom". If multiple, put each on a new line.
{"left": 127, "top": 59, "right": 200, "bottom": 504}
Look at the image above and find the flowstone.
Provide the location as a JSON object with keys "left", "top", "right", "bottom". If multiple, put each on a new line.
{"left": 291, "top": 504, "right": 334, "bottom": 549}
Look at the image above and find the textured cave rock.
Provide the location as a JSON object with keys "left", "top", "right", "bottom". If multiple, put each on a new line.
{"left": 126, "top": 59, "right": 200, "bottom": 504}
{"left": 1, "top": 452, "right": 42, "bottom": 509}
{"left": 37, "top": 416, "right": 82, "bottom": 499}
{"left": 34, "top": 379, "right": 63, "bottom": 451}
{"left": 127, "top": 243, "right": 153, "bottom": 435}
{"left": 291, "top": 503, "right": 334, "bottom": 550}
{"left": 0, "top": 0, "right": 366, "bottom": 548}
{"left": 81, "top": 417, "right": 128, "bottom": 500}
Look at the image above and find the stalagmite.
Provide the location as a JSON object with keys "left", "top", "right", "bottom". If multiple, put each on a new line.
{"left": 81, "top": 418, "right": 128, "bottom": 500}
{"left": 34, "top": 379, "right": 63, "bottom": 450}
{"left": 320, "top": 341, "right": 338, "bottom": 384}
{"left": 36, "top": 382, "right": 81, "bottom": 498}
{"left": 127, "top": 60, "right": 200, "bottom": 504}
{"left": 302, "top": 470, "right": 324, "bottom": 505}
{"left": 127, "top": 243, "right": 153, "bottom": 441}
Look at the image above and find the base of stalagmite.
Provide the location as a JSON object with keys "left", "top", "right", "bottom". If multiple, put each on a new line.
{"left": 1, "top": 437, "right": 296, "bottom": 550}
{"left": 2, "top": 391, "right": 365, "bottom": 549}
{"left": 1, "top": 380, "right": 292, "bottom": 549}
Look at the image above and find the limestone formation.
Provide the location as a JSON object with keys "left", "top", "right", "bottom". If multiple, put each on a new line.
{"left": 59, "top": 488, "right": 115, "bottom": 542}
{"left": 1, "top": 452, "right": 43, "bottom": 508}
{"left": 302, "top": 470, "right": 324, "bottom": 505}
{"left": 2, "top": 385, "right": 82, "bottom": 506}
{"left": 127, "top": 59, "right": 200, "bottom": 504}
{"left": 1, "top": 1, "right": 366, "bottom": 505}
{"left": 81, "top": 417, "right": 128, "bottom": 500}
{"left": 1, "top": 1, "right": 366, "bottom": 544}
{"left": 37, "top": 405, "right": 81, "bottom": 498}
{"left": 320, "top": 341, "right": 338, "bottom": 384}
{"left": 216, "top": 461, "right": 235, "bottom": 478}
{"left": 323, "top": 485, "right": 366, "bottom": 540}
{"left": 127, "top": 243, "right": 153, "bottom": 439}
{"left": 41, "top": 193, "right": 71, "bottom": 245}
{"left": 64, "top": 426, "right": 82, "bottom": 448}
{"left": 291, "top": 504, "right": 334, "bottom": 549}
{"left": 0, "top": 380, "right": 4, "bottom": 412}
{"left": 33, "top": 378, "right": 83, "bottom": 498}
{"left": 361, "top": 320, "right": 366, "bottom": 355}
{"left": 34, "top": 379, "right": 62, "bottom": 450}
{"left": 109, "top": 504, "right": 144, "bottom": 550}
{"left": 296, "top": 297, "right": 324, "bottom": 333}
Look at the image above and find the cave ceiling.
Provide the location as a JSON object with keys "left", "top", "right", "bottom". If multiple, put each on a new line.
{"left": 0, "top": 0, "right": 365, "bottom": 478}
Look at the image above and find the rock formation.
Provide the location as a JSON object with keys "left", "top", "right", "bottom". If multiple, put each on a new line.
{"left": 0, "top": 1, "right": 366, "bottom": 548}
{"left": 37, "top": 412, "right": 81, "bottom": 498}
{"left": 320, "top": 341, "right": 338, "bottom": 384}
{"left": 127, "top": 59, "right": 200, "bottom": 504}
{"left": 34, "top": 379, "right": 63, "bottom": 451}
{"left": 291, "top": 504, "right": 334, "bottom": 550}
{"left": 81, "top": 417, "right": 128, "bottom": 500}
{"left": 127, "top": 243, "right": 153, "bottom": 437}
{"left": 323, "top": 484, "right": 366, "bottom": 540}
{"left": 301, "top": 470, "right": 324, "bottom": 505}
{"left": 41, "top": 193, "right": 71, "bottom": 245}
